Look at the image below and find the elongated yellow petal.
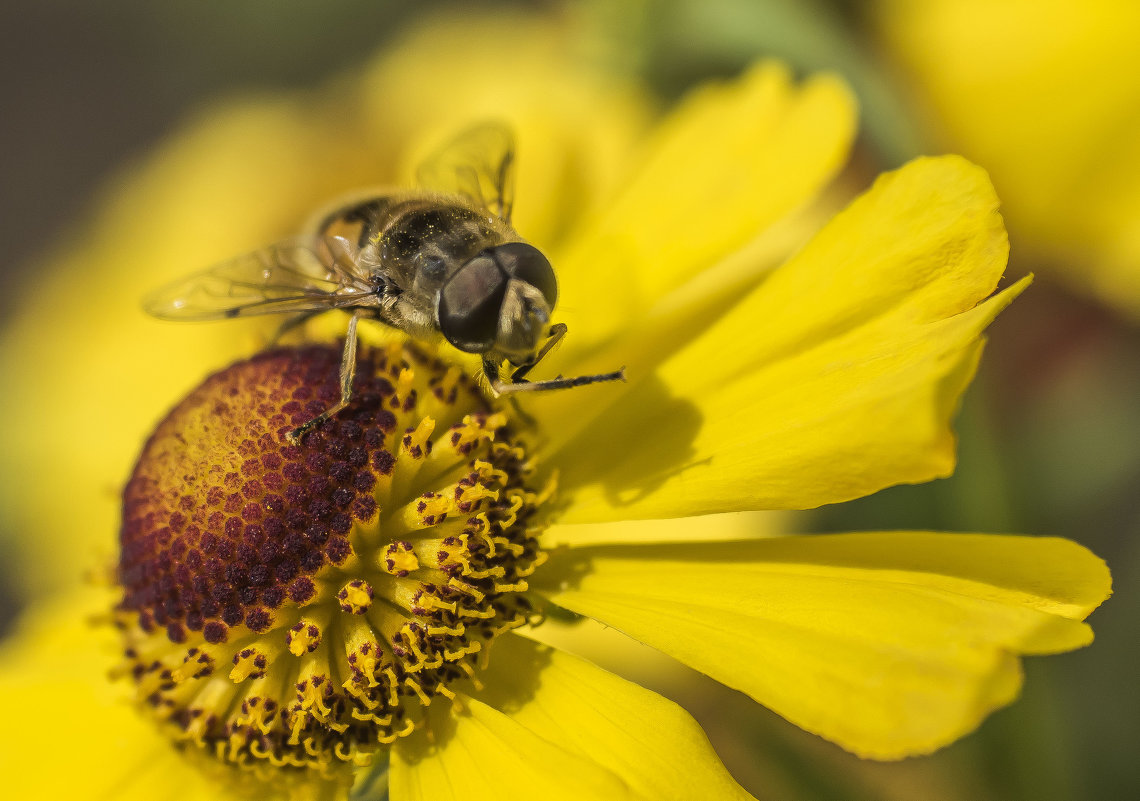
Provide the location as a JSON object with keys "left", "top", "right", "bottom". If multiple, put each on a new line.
{"left": 3, "top": 678, "right": 256, "bottom": 800}
{"left": 545, "top": 156, "right": 1016, "bottom": 521}
{"left": 553, "top": 60, "right": 856, "bottom": 355}
{"left": 533, "top": 532, "right": 1110, "bottom": 759}
{"left": 389, "top": 697, "right": 632, "bottom": 801}
{"left": 464, "top": 633, "right": 757, "bottom": 801}
{"left": 0, "top": 594, "right": 287, "bottom": 800}
{"left": 543, "top": 509, "right": 787, "bottom": 547}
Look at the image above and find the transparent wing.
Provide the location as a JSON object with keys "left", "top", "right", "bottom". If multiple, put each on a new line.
{"left": 143, "top": 236, "right": 373, "bottom": 320}
{"left": 416, "top": 122, "right": 516, "bottom": 222}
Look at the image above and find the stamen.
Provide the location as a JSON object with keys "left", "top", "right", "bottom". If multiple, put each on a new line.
{"left": 337, "top": 580, "right": 374, "bottom": 614}
{"left": 379, "top": 541, "right": 419, "bottom": 576}
{"left": 286, "top": 620, "right": 324, "bottom": 657}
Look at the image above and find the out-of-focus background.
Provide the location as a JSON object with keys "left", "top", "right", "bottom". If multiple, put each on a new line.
{"left": 2, "top": 1, "right": 1137, "bottom": 799}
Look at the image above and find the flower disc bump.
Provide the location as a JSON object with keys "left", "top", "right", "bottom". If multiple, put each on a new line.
{"left": 116, "top": 343, "right": 548, "bottom": 776}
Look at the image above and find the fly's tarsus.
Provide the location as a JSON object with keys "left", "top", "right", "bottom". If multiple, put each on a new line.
{"left": 285, "top": 313, "right": 361, "bottom": 445}
{"left": 492, "top": 367, "right": 626, "bottom": 394}
{"left": 287, "top": 412, "right": 332, "bottom": 445}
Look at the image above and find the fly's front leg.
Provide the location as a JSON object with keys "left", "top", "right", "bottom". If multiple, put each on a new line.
{"left": 510, "top": 323, "right": 567, "bottom": 383}
{"left": 494, "top": 366, "right": 627, "bottom": 394}
{"left": 480, "top": 356, "right": 537, "bottom": 427}
{"left": 287, "top": 311, "right": 362, "bottom": 444}
{"left": 482, "top": 324, "right": 566, "bottom": 393}
{"left": 491, "top": 323, "right": 625, "bottom": 395}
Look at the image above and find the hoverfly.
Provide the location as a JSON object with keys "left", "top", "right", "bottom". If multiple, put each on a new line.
{"left": 144, "top": 124, "right": 624, "bottom": 443}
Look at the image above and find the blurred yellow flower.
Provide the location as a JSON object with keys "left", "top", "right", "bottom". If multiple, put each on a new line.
{"left": 0, "top": 8, "right": 1111, "bottom": 801}
{"left": 874, "top": 0, "right": 1140, "bottom": 315}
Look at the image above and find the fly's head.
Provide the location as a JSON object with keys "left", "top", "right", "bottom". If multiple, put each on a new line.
{"left": 436, "top": 242, "right": 558, "bottom": 364}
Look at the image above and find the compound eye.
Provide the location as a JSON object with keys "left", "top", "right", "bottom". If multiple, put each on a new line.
{"left": 437, "top": 254, "right": 508, "bottom": 353}
{"left": 492, "top": 242, "right": 558, "bottom": 308}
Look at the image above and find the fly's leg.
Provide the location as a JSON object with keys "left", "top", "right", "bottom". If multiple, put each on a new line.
{"left": 287, "top": 311, "right": 362, "bottom": 445}
{"left": 493, "top": 367, "right": 627, "bottom": 394}
{"left": 488, "top": 323, "right": 626, "bottom": 395}
{"left": 479, "top": 357, "right": 535, "bottom": 426}
{"left": 509, "top": 323, "right": 567, "bottom": 382}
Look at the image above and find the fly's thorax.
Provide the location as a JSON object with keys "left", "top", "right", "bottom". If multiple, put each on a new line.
{"left": 311, "top": 194, "right": 403, "bottom": 250}
{"left": 368, "top": 196, "right": 513, "bottom": 298}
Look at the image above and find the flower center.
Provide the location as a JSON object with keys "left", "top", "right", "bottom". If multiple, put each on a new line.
{"left": 116, "top": 342, "right": 549, "bottom": 778}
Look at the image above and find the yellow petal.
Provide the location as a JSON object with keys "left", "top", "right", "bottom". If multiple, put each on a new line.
{"left": 543, "top": 509, "right": 788, "bottom": 547}
{"left": 465, "top": 633, "right": 757, "bottom": 801}
{"left": 553, "top": 60, "right": 856, "bottom": 356}
{"left": 389, "top": 697, "right": 632, "bottom": 801}
{"left": 546, "top": 156, "right": 1016, "bottom": 521}
{"left": 0, "top": 593, "right": 307, "bottom": 800}
{"left": 533, "top": 532, "right": 1110, "bottom": 759}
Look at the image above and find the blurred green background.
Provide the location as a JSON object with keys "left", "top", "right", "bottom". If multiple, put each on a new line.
{"left": 2, "top": 1, "right": 1137, "bottom": 799}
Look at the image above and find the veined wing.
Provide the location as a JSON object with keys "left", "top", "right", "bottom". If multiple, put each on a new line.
{"left": 416, "top": 122, "right": 516, "bottom": 223}
{"left": 143, "top": 236, "right": 374, "bottom": 320}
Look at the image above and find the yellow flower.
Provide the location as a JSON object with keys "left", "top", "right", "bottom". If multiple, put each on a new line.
{"left": 0, "top": 9, "right": 1111, "bottom": 801}
{"left": 872, "top": 0, "right": 1140, "bottom": 315}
